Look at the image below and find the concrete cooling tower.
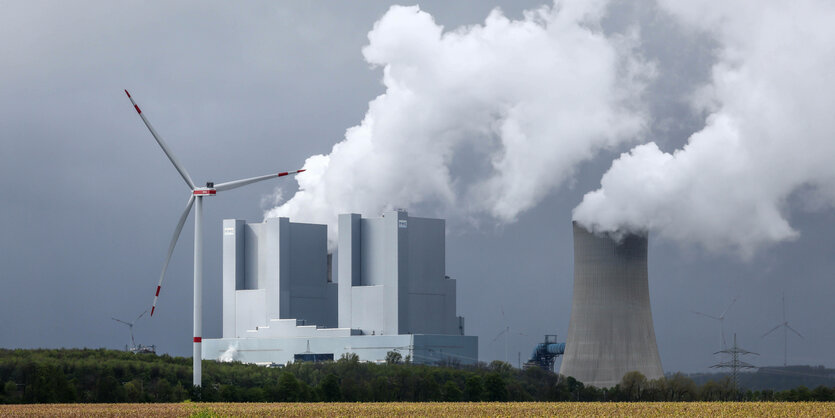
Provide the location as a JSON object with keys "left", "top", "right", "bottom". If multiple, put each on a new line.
{"left": 559, "top": 222, "right": 663, "bottom": 388}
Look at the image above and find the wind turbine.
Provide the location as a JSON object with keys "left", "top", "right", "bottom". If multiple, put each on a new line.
{"left": 492, "top": 306, "right": 525, "bottom": 365}
{"left": 125, "top": 90, "right": 304, "bottom": 387}
{"left": 762, "top": 293, "right": 803, "bottom": 367}
{"left": 112, "top": 310, "right": 147, "bottom": 350}
{"left": 692, "top": 295, "right": 739, "bottom": 351}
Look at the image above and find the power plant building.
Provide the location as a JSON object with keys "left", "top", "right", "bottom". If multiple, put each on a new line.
{"left": 202, "top": 211, "right": 477, "bottom": 366}
{"left": 559, "top": 222, "right": 664, "bottom": 388}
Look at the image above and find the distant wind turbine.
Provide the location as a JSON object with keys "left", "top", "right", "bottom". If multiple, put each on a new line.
{"left": 692, "top": 295, "right": 740, "bottom": 351}
{"left": 111, "top": 310, "right": 147, "bottom": 350}
{"left": 762, "top": 293, "right": 803, "bottom": 367}
{"left": 492, "top": 306, "right": 525, "bottom": 365}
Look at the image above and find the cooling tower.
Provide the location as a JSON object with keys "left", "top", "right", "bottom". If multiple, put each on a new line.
{"left": 559, "top": 222, "right": 663, "bottom": 388}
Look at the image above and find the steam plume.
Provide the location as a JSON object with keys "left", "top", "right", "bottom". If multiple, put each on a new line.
{"left": 219, "top": 343, "right": 239, "bottom": 363}
{"left": 265, "top": 2, "right": 652, "bottom": 245}
{"left": 574, "top": 0, "right": 835, "bottom": 257}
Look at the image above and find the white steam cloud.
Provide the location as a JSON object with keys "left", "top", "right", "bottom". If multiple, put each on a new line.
{"left": 265, "top": 1, "right": 653, "bottom": 245}
{"left": 573, "top": 0, "right": 835, "bottom": 257}
{"left": 219, "top": 343, "right": 239, "bottom": 363}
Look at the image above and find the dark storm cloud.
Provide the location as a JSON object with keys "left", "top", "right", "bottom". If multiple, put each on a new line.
{"left": 0, "top": 0, "right": 832, "bottom": 373}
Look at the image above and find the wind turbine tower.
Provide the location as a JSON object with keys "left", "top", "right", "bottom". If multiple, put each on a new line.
{"left": 692, "top": 295, "right": 740, "bottom": 351}
{"left": 111, "top": 310, "right": 147, "bottom": 350}
{"left": 492, "top": 306, "right": 525, "bottom": 365}
{"left": 125, "top": 90, "right": 304, "bottom": 387}
{"left": 762, "top": 293, "right": 804, "bottom": 367}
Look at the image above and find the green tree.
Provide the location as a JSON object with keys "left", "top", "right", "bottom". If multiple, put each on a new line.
{"left": 666, "top": 373, "right": 697, "bottom": 401}
{"left": 339, "top": 352, "right": 359, "bottom": 363}
{"left": 340, "top": 376, "right": 369, "bottom": 402}
{"left": 243, "top": 387, "right": 265, "bottom": 402}
{"left": 700, "top": 377, "right": 733, "bottom": 401}
{"left": 488, "top": 360, "right": 513, "bottom": 375}
{"left": 811, "top": 385, "right": 834, "bottom": 401}
{"left": 620, "top": 371, "right": 647, "bottom": 401}
{"left": 123, "top": 379, "right": 143, "bottom": 402}
{"left": 95, "top": 374, "right": 124, "bottom": 403}
{"left": 372, "top": 376, "right": 393, "bottom": 401}
{"left": 418, "top": 374, "right": 441, "bottom": 401}
{"left": 442, "top": 380, "right": 463, "bottom": 401}
{"left": 385, "top": 351, "right": 403, "bottom": 365}
{"left": 484, "top": 373, "right": 508, "bottom": 401}
{"left": 565, "top": 376, "right": 585, "bottom": 401}
{"left": 152, "top": 378, "right": 173, "bottom": 402}
{"left": 277, "top": 372, "right": 300, "bottom": 402}
{"left": 464, "top": 375, "right": 483, "bottom": 402}
{"left": 318, "top": 373, "right": 341, "bottom": 402}
{"left": 219, "top": 384, "right": 241, "bottom": 402}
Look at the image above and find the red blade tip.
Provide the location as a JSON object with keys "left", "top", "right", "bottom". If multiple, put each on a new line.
{"left": 297, "top": 169, "right": 305, "bottom": 173}
{"left": 124, "top": 90, "right": 131, "bottom": 98}
{"left": 150, "top": 306, "right": 155, "bottom": 316}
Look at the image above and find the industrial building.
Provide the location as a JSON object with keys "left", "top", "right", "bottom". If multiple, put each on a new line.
{"left": 202, "top": 211, "right": 478, "bottom": 366}
{"left": 559, "top": 222, "right": 664, "bottom": 388}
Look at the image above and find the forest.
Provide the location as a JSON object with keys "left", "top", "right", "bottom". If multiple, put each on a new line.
{"left": 0, "top": 349, "right": 832, "bottom": 403}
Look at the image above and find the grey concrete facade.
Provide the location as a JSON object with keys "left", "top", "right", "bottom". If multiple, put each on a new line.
{"left": 222, "top": 217, "right": 337, "bottom": 338}
{"left": 559, "top": 222, "right": 663, "bottom": 388}
{"left": 208, "top": 211, "right": 476, "bottom": 366}
{"left": 338, "top": 211, "right": 463, "bottom": 336}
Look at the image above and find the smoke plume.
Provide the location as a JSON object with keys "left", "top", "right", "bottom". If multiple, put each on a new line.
{"left": 265, "top": 1, "right": 653, "bottom": 245}
{"left": 573, "top": 0, "right": 835, "bottom": 257}
{"left": 219, "top": 343, "right": 239, "bottom": 363}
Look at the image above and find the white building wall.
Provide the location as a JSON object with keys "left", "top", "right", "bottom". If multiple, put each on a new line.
{"left": 216, "top": 211, "right": 474, "bottom": 365}
{"left": 337, "top": 214, "right": 360, "bottom": 329}
{"left": 337, "top": 211, "right": 461, "bottom": 336}
{"left": 203, "top": 334, "right": 478, "bottom": 366}
{"left": 222, "top": 219, "right": 245, "bottom": 338}
{"left": 235, "top": 289, "right": 266, "bottom": 334}
{"left": 222, "top": 217, "right": 337, "bottom": 338}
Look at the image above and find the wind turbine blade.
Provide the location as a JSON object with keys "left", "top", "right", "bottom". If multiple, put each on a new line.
{"left": 125, "top": 90, "right": 196, "bottom": 190}
{"left": 134, "top": 309, "right": 148, "bottom": 322}
{"left": 761, "top": 323, "right": 782, "bottom": 338}
{"left": 214, "top": 169, "right": 306, "bottom": 192}
{"left": 492, "top": 329, "right": 507, "bottom": 342}
{"left": 781, "top": 292, "right": 787, "bottom": 322}
{"left": 111, "top": 317, "right": 131, "bottom": 326}
{"left": 719, "top": 295, "right": 739, "bottom": 319}
{"left": 786, "top": 324, "right": 804, "bottom": 339}
{"left": 692, "top": 310, "right": 721, "bottom": 320}
{"left": 151, "top": 195, "right": 195, "bottom": 316}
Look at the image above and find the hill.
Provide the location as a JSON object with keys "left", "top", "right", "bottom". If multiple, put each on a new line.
{"left": 688, "top": 366, "right": 835, "bottom": 391}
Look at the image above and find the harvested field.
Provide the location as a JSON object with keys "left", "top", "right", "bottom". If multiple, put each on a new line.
{"left": 1, "top": 402, "right": 833, "bottom": 417}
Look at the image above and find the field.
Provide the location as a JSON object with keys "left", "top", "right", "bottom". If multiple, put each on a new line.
{"left": 1, "top": 402, "right": 834, "bottom": 417}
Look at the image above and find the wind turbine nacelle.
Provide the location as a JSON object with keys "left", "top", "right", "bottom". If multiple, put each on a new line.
{"left": 193, "top": 188, "right": 217, "bottom": 196}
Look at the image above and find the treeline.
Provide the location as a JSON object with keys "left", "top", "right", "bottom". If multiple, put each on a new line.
{"left": 688, "top": 366, "right": 835, "bottom": 392}
{"left": 0, "top": 349, "right": 833, "bottom": 403}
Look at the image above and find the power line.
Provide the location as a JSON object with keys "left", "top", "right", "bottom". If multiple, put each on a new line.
{"left": 711, "top": 333, "right": 758, "bottom": 398}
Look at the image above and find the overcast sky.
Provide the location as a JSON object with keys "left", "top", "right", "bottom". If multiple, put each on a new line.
{"left": 1, "top": 0, "right": 832, "bottom": 374}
